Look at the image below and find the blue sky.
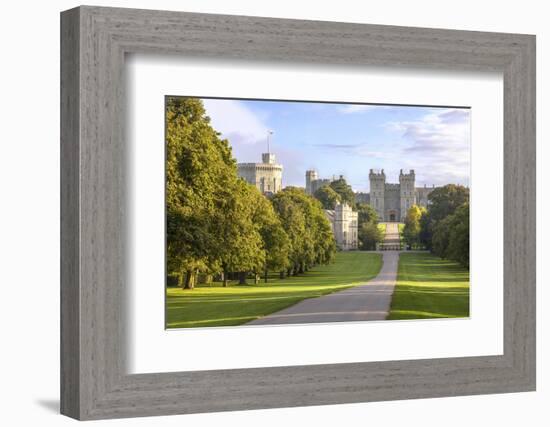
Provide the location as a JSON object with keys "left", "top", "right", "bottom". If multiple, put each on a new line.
{"left": 201, "top": 98, "right": 470, "bottom": 192}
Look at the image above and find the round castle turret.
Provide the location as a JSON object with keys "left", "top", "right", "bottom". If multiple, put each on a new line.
{"left": 238, "top": 153, "right": 283, "bottom": 195}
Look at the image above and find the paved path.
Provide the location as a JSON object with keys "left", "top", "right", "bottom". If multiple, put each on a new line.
{"left": 383, "top": 222, "right": 400, "bottom": 244}
{"left": 379, "top": 222, "right": 401, "bottom": 250}
{"left": 247, "top": 251, "right": 399, "bottom": 325}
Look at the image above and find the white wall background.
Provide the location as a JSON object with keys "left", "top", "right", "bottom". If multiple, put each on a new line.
{"left": 0, "top": 1, "right": 546, "bottom": 425}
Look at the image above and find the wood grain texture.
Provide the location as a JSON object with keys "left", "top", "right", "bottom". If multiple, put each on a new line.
{"left": 60, "top": 7, "right": 80, "bottom": 419}
{"left": 60, "top": 5, "right": 536, "bottom": 420}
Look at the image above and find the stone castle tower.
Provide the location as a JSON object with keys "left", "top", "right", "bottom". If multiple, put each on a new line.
{"left": 238, "top": 152, "right": 283, "bottom": 196}
{"left": 399, "top": 169, "right": 415, "bottom": 219}
{"left": 369, "top": 169, "right": 416, "bottom": 222}
{"left": 305, "top": 169, "right": 334, "bottom": 195}
{"left": 305, "top": 170, "right": 318, "bottom": 195}
{"left": 369, "top": 169, "right": 386, "bottom": 220}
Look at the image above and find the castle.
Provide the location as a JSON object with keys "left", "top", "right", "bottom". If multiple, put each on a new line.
{"left": 305, "top": 168, "right": 436, "bottom": 223}
{"left": 305, "top": 170, "right": 333, "bottom": 196}
{"left": 238, "top": 151, "right": 436, "bottom": 251}
{"left": 237, "top": 153, "right": 283, "bottom": 196}
{"left": 324, "top": 203, "right": 358, "bottom": 250}
{"left": 369, "top": 169, "right": 434, "bottom": 222}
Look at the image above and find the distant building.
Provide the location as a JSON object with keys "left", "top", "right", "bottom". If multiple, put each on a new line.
{"left": 369, "top": 169, "right": 437, "bottom": 222}
{"left": 415, "top": 184, "right": 436, "bottom": 208}
{"left": 238, "top": 153, "right": 283, "bottom": 196}
{"left": 305, "top": 170, "right": 333, "bottom": 195}
{"left": 324, "top": 202, "right": 358, "bottom": 251}
{"left": 355, "top": 192, "right": 370, "bottom": 204}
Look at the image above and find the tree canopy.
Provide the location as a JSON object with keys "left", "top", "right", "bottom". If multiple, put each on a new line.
{"left": 356, "top": 202, "right": 383, "bottom": 250}
{"left": 403, "top": 205, "right": 426, "bottom": 249}
{"left": 432, "top": 203, "right": 469, "bottom": 267}
{"left": 356, "top": 202, "right": 379, "bottom": 225}
{"left": 314, "top": 185, "right": 341, "bottom": 209}
{"left": 418, "top": 184, "right": 470, "bottom": 267}
{"left": 166, "top": 97, "right": 336, "bottom": 288}
{"left": 425, "top": 184, "right": 469, "bottom": 222}
{"left": 358, "top": 222, "right": 384, "bottom": 250}
{"left": 329, "top": 177, "right": 355, "bottom": 207}
{"left": 271, "top": 187, "right": 336, "bottom": 275}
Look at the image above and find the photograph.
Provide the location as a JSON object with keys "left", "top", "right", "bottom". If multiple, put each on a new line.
{"left": 165, "top": 96, "right": 471, "bottom": 329}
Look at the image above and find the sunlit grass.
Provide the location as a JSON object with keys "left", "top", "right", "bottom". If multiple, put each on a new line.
{"left": 166, "top": 252, "right": 382, "bottom": 328}
{"left": 387, "top": 252, "right": 470, "bottom": 320}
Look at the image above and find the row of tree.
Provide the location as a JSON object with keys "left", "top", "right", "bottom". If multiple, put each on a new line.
{"left": 166, "top": 97, "right": 336, "bottom": 289}
{"left": 402, "top": 184, "right": 470, "bottom": 267}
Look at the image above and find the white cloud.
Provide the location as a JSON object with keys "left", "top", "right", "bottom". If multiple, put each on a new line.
{"left": 312, "top": 143, "right": 390, "bottom": 159}
{"left": 202, "top": 99, "right": 305, "bottom": 185}
{"left": 203, "top": 98, "right": 268, "bottom": 146}
{"left": 338, "top": 104, "right": 394, "bottom": 114}
{"left": 338, "top": 104, "right": 377, "bottom": 114}
{"left": 387, "top": 108, "right": 470, "bottom": 186}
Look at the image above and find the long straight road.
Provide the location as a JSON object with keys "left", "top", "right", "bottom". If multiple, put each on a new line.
{"left": 247, "top": 250, "right": 399, "bottom": 325}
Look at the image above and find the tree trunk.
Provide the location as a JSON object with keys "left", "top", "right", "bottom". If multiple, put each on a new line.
{"left": 239, "top": 271, "right": 247, "bottom": 285}
{"left": 183, "top": 270, "right": 194, "bottom": 290}
{"left": 222, "top": 268, "right": 228, "bottom": 287}
{"left": 279, "top": 271, "right": 285, "bottom": 279}
{"left": 178, "top": 271, "right": 185, "bottom": 289}
{"left": 264, "top": 267, "right": 269, "bottom": 283}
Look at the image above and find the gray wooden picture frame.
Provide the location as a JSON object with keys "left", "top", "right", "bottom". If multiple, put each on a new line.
{"left": 60, "top": 5, "right": 536, "bottom": 420}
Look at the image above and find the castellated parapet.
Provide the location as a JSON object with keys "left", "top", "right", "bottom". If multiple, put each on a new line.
{"left": 305, "top": 169, "right": 334, "bottom": 195}
{"left": 238, "top": 153, "right": 283, "bottom": 196}
{"left": 369, "top": 169, "right": 386, "bottom": 220}
{"left": 368, "top": 169, "right": 420, "bottom": 222}
{"left": 399, "top": 169, "right": 416, "bottom": 221}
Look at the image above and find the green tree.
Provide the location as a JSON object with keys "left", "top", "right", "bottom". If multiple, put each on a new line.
{"left": 431, "top": 216, "right": 451, "bottom": 258}
{"left": 419, "top": 184, "right": 469, "bottom": 250}
{"left": 431, "top": 202, "right": 469, "bottom": 267}
{"left": 358, "top": 221, "right": 384, "bottom": 250}
{"left": 446, "top": 203, "right": 470, "bottom": 267}
{"left": 249, "top": 188, "right": 291, "bottom": 282}
{"left": 314, "top": 185, "right": 341, "bottom": 209}
{"left": 356, "top": 202, "right": 379, "bottom": 225}
{"left": 403, "top": 205, "right": 426, "bottom": 249}
{"left": 426, "top": 184, "right": 469, "bottom": 222}
{"left": 166, "top": 97, "right": 234, "bottom": 289}
{"left": 329, "top": 177, "right": 355, "bottom": 207}
{"left": 212, "top": 179, "right": 266, "bottom": 286}
{"left": 166, "top": 97, "right": 265, "bottom": 288}
{"left": 271, "top": 187, "right": 336, "bottom": 276}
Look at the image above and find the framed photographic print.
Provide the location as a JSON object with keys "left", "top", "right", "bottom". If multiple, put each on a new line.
{"left": 163, "top": 96, "right": 471, "bottom": 330}
{"left": 61, "top": 5, "right": 536, "bottom": 420}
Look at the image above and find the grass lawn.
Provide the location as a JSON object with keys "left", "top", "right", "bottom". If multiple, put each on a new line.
{"left": 387, "top": 252, "right": 470, "bottom": 320}
{"left": 166, "top": 251, "right": 382, "bottom": 328}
